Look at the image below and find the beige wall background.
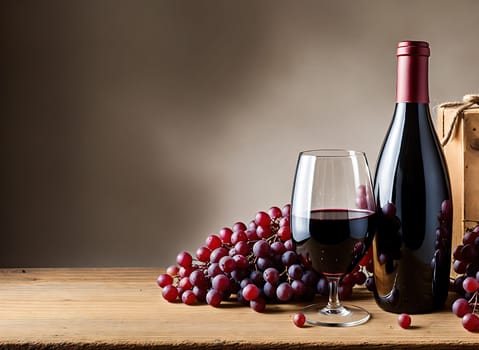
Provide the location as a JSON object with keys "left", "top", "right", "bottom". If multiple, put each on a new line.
{"left": 1, "top": 0, "right": 478, "bottom": 267}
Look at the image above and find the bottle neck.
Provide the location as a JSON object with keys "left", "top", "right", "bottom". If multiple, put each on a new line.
{"left": 396, "top": 54, "right": 429, "bottom": 103}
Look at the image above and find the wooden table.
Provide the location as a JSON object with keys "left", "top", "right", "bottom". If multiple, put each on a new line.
{"left": 0, "top": 268, "right": 477, "bottom": 349}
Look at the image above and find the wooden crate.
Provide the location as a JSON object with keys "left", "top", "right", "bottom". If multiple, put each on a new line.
{"left": 436, "top": 97, "right": 479, "bottom": 267}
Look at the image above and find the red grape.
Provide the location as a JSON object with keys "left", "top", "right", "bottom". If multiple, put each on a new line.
{"left": 212, "top": 274, "right": 230, "bottom": 292}
{"left": 206, "top": 289, "right": 222, "bottom": 307}
{"left": 249, "top": 270, "right": 263, "bottom": 285}
{"left": 381, "top": 202, "right": 396, "bottom": 218}
{"left": 255, "top": 211, "right": 271, "bottom": 227}
{"left": 256, "top": 225, "right": 272, "bottom": 239}
{"left": 205, "top": 234, "right": 222, "bottom": 250}
{"left": 234, "top": 241, "right": 250, "bottom": 256}
{"left": 162, "top": 285, "right": 179, "bottom": 302}
{"left": 178, "top": 276, "right": 192, "bottom": 291}
{"left": 271, "top": 241, "right": 286, "bottom": 255}
{"left": 397, "top": 313, "right": 411, "bottom": 329}
{"left": 219, "top": 256, "right": 236, "bottom": 273}
{"left": 245, "top": 228, "right": 259, "bottom": 241}
{"left": 284, "top": 239, "right": 294, "bottom": 251}
{"left": 365, "top": 276, "right": 375, "bottom": 291}
{"left": 282, "top": 204, "right": 291, "bottom": 217}
{"left": 453, "top": 245, "right": 464, "bottom": 260}
{"left": 281, "top": 251, "right": 298, "bottom": 266}
{"left": 157, "top": 274, "right": 173, "bottom": 288}
{"left": 276, "top": 282, "right": 294, "bottom": 302}
{"left": 219, "top": 227, "right": 233, "bottom": 244}
{"left": 462, "top": 277, "right": 479, "bottom": 293}
{"left": 240, "top": 278, "right": 253, "bottom": 289}
{"left": 256, "top": 257, "right": 273, "bottom": 271}
{"left": 293, "top": 312, "right": 306, "bottom": 327}
{"left": 196, "top": 246, "right": 211, "bottom": 262}
{"left": 181, "top": 290, "right": 196, "bottom": 305}
{"left": 452, "top": 298, "right": 470, "bottom": 317}
{"left": 277, "top": 226, "right": 291, "bottom": 241}
{"left": 176, "top": 251, "right": 193, "bottom": 268}
{"left": 192, "top": 286, "right": 207, "bottom": 302}
{"left": 166, "top": 265, "right": 179, "bottom": 276}
{"left": 250, "top": 297, "right": 266, "bottom": 312}
{"left": 263, "top": 267, "right": 280, "bottom": 285}
{"left": 210, "top": 247, "right": 229, "bottom": 264}
{"left": 189, "top": 269, "right": 208, "bottom": 289}
{"left": 232, "top": 221, "right": 247, "bottom": 232}
{"left": 253, "top": 240, "right": 271, "bottom": 258}
{"left": 301, "top": 270, "right": 319, "bottom": 287}
{"left": 263, "top": 282, "right": 277, "bottom": 298}
{"left": 462, "top": 313, "right": 479, "bottom": 332}
{"left": 207, "top": 263, "right": 222, "bottom": 277}
{"left": 462, "top": 244, "right": 479, "bottom": 261}
{"left": 279, "top": 216, "right": 289, "bottom": 228}
{"left": 288, "top": 264, "right": 303, "bottom": 280}
{"left": 178, "top": 266, "right": 194, "bottom": 278}
{"left": 441, "top": 199, "right": 452, "bottom": 221}
{"left": 231, "top": 230, "right": 247, "bottom": 245}
{"left": 242, "top": 284, "right": 260, "bottom": 301}
{"left": 230, "top": 269, "right": 248, "bottom": 282}
{"left": 464, "top": 231, "right": 479, "bottom": 245}
{"left": 454, "top": 259, "right": 468, "bottom": 274}
{"left": 232, "top": 254, "right": 249, "bottom": 270}
{"left": 316, "top": 278, "right": 328, "bottom": 296}
{"left": 268, "top": 206, "right": 282, "bottom": 219}
{"left": 291, "top": 280, "right": 306, "bottom": 297}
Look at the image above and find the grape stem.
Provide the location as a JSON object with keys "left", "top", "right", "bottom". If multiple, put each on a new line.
{"left": 469, "top": 291, "right": 478, "bottom": 313}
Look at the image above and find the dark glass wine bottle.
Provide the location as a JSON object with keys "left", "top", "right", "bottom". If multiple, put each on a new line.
{"left": 372, "top": 41, "right": 453, "bottom": 314}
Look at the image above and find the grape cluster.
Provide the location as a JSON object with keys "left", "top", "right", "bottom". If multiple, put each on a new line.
{"left": 451, "top": 223, "right": 479, "bottom": 331}
{"left": 452, "top": 225, "right": 479, "bottom": 281}
{"left": 157, "top": 204, "right": 371, "bottom": 312}
{"left": 452, "top": 276, "right": 479, "bottom": 332}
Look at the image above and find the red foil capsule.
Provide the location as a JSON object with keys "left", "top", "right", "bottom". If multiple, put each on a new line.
{"left": 396, "top": 41, "right": 430, "bottom": 103}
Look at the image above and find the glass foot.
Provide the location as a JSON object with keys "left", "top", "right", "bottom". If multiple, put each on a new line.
{"left": 303, "top": 303, "right": 371, "bottom": 327}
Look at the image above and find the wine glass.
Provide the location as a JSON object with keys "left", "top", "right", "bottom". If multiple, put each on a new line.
{"left": 291, "top": 149, "right": 376, "bottom": 327}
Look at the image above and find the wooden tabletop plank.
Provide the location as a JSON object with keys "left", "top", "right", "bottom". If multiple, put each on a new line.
{"left": 0, "top": 268, "right": 477, "bottom": 349}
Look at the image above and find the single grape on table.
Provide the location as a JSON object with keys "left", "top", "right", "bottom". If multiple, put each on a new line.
{"left": 397, "top": 313, "right": 411, "bottom": 329}
{"left": 293, "top": 312, "right": 306, "bottom": 327}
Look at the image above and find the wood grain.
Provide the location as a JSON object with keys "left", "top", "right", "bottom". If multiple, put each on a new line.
{"left": 0, "top": 268, "right": 477, "bottom": 349}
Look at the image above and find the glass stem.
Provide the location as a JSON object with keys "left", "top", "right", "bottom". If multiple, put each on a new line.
{"left": 327, "top": 276, "right": 342, "bottom": 310}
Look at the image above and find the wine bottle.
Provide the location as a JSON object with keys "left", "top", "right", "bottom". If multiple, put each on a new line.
{"left": 372, "top": 41, "right": 452, "bottom": 314}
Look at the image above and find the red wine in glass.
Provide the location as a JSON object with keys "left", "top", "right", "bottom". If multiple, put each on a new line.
{"left": 293, "top": 208, "right": 375, "bottom": 277}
